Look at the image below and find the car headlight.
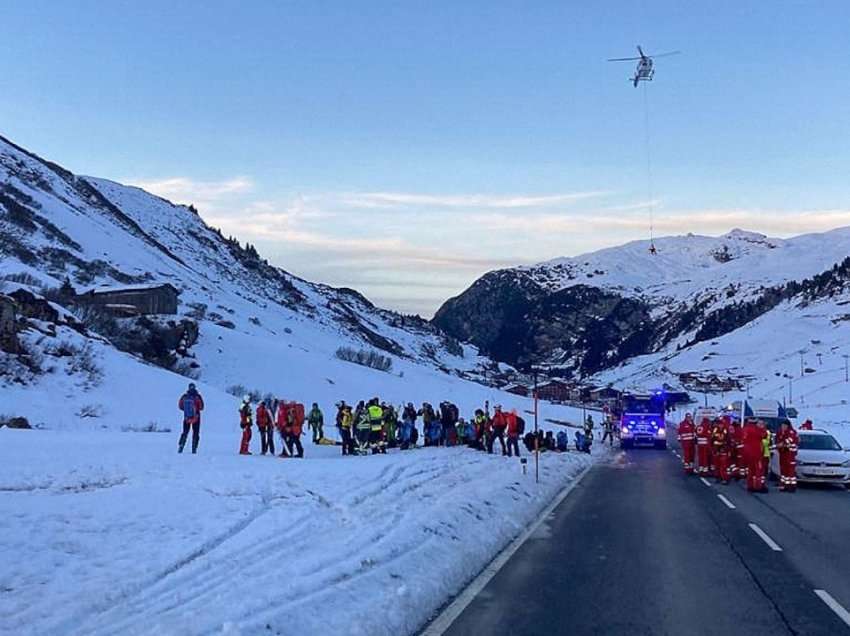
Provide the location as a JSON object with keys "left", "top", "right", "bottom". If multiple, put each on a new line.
{"left": 658, "top": 428, "right": 666, "bottom": 436}
{"left": 841, "top": 460, "right": 850, "bottom": 468}
{"left": 621, "top": 427, "right": 630, "bottom": 435}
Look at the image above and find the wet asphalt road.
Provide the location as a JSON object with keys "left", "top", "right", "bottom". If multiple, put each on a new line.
{"left": 440, "top": 439, "right": 850, "bottom": 636}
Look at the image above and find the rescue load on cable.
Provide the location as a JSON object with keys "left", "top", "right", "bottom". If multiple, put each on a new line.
{"left": 607, "top": 45, "right": 680, "bottom": 255}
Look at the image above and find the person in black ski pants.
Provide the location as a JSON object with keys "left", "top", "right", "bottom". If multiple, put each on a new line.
{"left": 178, "top": 383, "right": 205, "bottom": 454}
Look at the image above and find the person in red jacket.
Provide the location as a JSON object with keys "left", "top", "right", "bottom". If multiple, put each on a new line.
{"left": 729, "top": 418, "right": 745, "bottom": 480}
{"left": 178, "top": 383, "right": 205, "bottom": 454}
{"left": 505, "top": 410, "right": 522, "bottom": 457}
{"left": 695, "top": 417, "right": 712, "bottom": 476}
{"left": 284, "top": 405, "right": 305, "bottom": 458}
{"left": 256, "top": 400, "right": 275, "bottom": 455}
{"left": 276, "top": 402, "right": 291, "bottom": 458}
{"left": 239, "top": 396, "right": 253, "bottom": 455}
{"left": 711, "top": 416, "right": 731, "bottom": 484}
{"left": 742, "top": 419, "right": 768, "bottom": 493}
{"left": 776, "top": 420, "right": 799, "bottom": 492}
{"left": 677, "top": 413, "right": 696, "bottom": 474}
{"left": 488, "top": 406, "right": 508, "bottom": 455}
{"left": 800, "top": 419, "right": 813, "bottom": 431}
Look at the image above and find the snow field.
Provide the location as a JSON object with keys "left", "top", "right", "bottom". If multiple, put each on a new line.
{"left": 0, "top": 428, "right": 593, "bottom": 636}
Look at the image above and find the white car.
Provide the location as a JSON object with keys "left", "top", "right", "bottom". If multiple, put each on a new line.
{"left": 770, "top": 430, "right": 850, "bottom": 488}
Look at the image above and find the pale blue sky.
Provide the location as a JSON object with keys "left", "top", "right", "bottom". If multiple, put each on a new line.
{"left": 3, "top": 1, "right": 850, "bottom": 315}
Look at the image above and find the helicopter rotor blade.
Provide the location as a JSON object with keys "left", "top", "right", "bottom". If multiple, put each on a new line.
{"left": 607, "top": 56, "right": 642, "bottom": 62}
{"left": 637, "top": 45, "right": 645, "bottom": 57}
{"left": 647, "top": 50, "right": 682, "bottom": 59}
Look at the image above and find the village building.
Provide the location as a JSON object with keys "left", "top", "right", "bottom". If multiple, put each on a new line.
{"left": 76, "top": 283, "right": 180, "bottom": 316}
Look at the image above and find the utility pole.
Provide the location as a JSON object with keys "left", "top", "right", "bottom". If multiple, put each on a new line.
{"left": 844, "top": 354, "right": 849, "bottom": 383}
{"left": 533, "top": 368, "right": 539, "bottom": 484}
{"left": 800, "top": 350, "right": 805, "bottom": 378}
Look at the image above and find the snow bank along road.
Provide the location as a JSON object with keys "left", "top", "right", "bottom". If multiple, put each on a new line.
{"left": 0, "top": 429, "right": 592, "bottom": 636}
{"left": 436, "top": 438, "right": 850, "bottom": 635}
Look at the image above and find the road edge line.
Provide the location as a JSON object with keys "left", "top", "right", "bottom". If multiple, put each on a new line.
{"left": 420, "top": 462, "right": 593, "bottom": 636}
{"left": 814, "top": 589, "right": 850, "bottom": 628}
{"left": 748, "top": 522, "right": 783, "bottom": 552}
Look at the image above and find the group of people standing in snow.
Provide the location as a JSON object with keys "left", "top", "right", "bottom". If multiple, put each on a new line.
{"left": 176, "top": 384, "right": 591, "bottom": 459}
{"left": 676, "top": 412, "right": 801, "bottom": 492}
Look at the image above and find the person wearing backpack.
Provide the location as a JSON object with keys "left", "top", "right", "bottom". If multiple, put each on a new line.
{"left": 556, "top": 430, "right": 569, "bottom": 452}
{"left": 178, "top": 383, "right": 205, "bottom": 454}
{"left": 284, "top": 405, "right": 305, "bottom": 458}
{"left": 256, "top": 400, "right": 275, "bottom": 455}
{"left": 239, "top": 396, "right": 253, "bottom": 455}
{"left": 400, "top": 403, "right": 417, "bottom": 450}
{"left": 307, "top": 403, "right": 324, "bottom": 444}
{"left": 505, "top": 410, "right": 522, "bottom": 457}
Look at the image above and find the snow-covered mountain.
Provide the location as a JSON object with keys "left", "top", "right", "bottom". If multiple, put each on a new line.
{"left": 434, "top": 229, "right": 850, "bottom": 414}
{"left": 0, "top": 134, "right": 517, "bottom": 430}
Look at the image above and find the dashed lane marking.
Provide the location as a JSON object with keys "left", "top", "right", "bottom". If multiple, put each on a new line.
{"left": 717, "top": 494, "right": 736, "bottom": 510}
{"left": 814, "top": 589, "right": 850, "bottom": 628}
{"left": 749, "top": 523, "right": 783, "bottom": 552}
{"left": 700, "top": 477, "right": 712, "bottom": 487}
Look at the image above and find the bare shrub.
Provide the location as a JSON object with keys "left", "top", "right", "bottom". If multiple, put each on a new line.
{"left": 334, "top": 346, "right": 393, "bottom": 372}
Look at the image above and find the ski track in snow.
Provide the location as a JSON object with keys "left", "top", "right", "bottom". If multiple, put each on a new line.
{"left": 0, "top": 431, "right": 593, "bottom": 636}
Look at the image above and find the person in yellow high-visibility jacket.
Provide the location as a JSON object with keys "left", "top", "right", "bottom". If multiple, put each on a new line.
{"left": 367, "top": 399, "right": 385, "bottom": 454}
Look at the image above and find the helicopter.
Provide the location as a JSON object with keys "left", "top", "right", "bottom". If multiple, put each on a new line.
{"left": 608, "top": 46, "right": 680, "bottom": 87}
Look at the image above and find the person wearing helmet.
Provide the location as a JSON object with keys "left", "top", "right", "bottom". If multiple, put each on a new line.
{"left": 307, "top": 402, "right": 324, "bottom": 444}
{"left": 239, "top": 395, "right": 253, "bottom": 455}
{"left": 178, "top": 383, "right": 205, "bottom": 454}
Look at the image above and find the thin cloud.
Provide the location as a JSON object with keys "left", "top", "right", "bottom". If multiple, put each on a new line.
{"left": 125, "top": 176, "right": 254, "bottom": 205}
{"left": 327, "top": 190, "right": 609, "bottom": 210}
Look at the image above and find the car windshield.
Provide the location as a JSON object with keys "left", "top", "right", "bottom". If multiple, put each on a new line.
{"left": 624, "top": 398, "right": 663, "bottom": 414}
{"left": 799, "top": 434, "right": 842, "bottom": 451}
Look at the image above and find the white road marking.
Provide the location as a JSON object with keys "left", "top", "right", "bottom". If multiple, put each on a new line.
{"left": 749, "top": 523, "right": 783, "bottom": 552}
{"left": 717, "top": 494, "right": 736, "bottom": 509}
{"left": 814, "top": 589, "right": 850, "bottom": 628}
{"left": 421, "top": 463, "right": 593, "bottom": 635}
{"left": 700, "top": 477, "right": 712, "bottom": 487}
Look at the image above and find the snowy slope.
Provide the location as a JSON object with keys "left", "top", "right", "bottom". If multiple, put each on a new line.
{"left": 0, "top": 136, "right": 600, "bottom": 635}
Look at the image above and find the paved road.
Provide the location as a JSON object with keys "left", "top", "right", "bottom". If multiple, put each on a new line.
{"left": 438, "top": 441, "right": 850, "bottom": 635}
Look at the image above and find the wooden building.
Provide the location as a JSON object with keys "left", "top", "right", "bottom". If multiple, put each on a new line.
{"left": 77, "top": 284, "right": 180, "bottom": 316}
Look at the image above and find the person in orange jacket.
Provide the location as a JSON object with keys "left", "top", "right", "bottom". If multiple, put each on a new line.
{"left": 742, "top": 419, "right": 769, "bottom": 493}
{"left": 284, "top": 405, "right": 305, "bottom": 458}
{"left": 695, "top": 417, "right": 712, "bottom": 476}
{"left": 711, "top": 416, "right": 731, "bottom": 484}
{"left": 776, "top": 420, "right": 799, "bottom": 492}
{"left": 276, "top": 402, "right": 291, "bottom": 458}
{"left": 505, "top": 410, "right": 522, "bottom": 457}
{"left": 256, "top": 400, "right": 275, "bottom": 455}
{"left": 677, "top": 413, "right": 696, "bottom": 474}
{"left": 239, "top": 396, "right": 253, "bottom": 455}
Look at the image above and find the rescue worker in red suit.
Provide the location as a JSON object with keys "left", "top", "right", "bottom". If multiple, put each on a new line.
{"left": 742, "top": 419, "right": 769, "bottom": 493}
{"left": 256, "top": 400, "right": 275, "bottom": 455}
{"left": 776, "top": 420, "right": 799, "bottom": 492}
{"left": 505, "top": 410, "right": 521, "bottom": 457}
{"left": 729, "top": 418, "right": 745, "bottom": 480}
{"left": 800, "top": 419, "right": 813, "bottom": 431}
{"left": 695, "top": 417, "right": 712, "bottom": 476}
{"left": 178, "top": 383, "right": 205, "bottom": 454}
{"left": 677, "top": 413, "right": 696, "bottom": 474}
{"left": 239, "top": 396, "right": 253, "bottom": 455}
{"left": 711, "top": 416, "right": 731, "bottom": 484}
